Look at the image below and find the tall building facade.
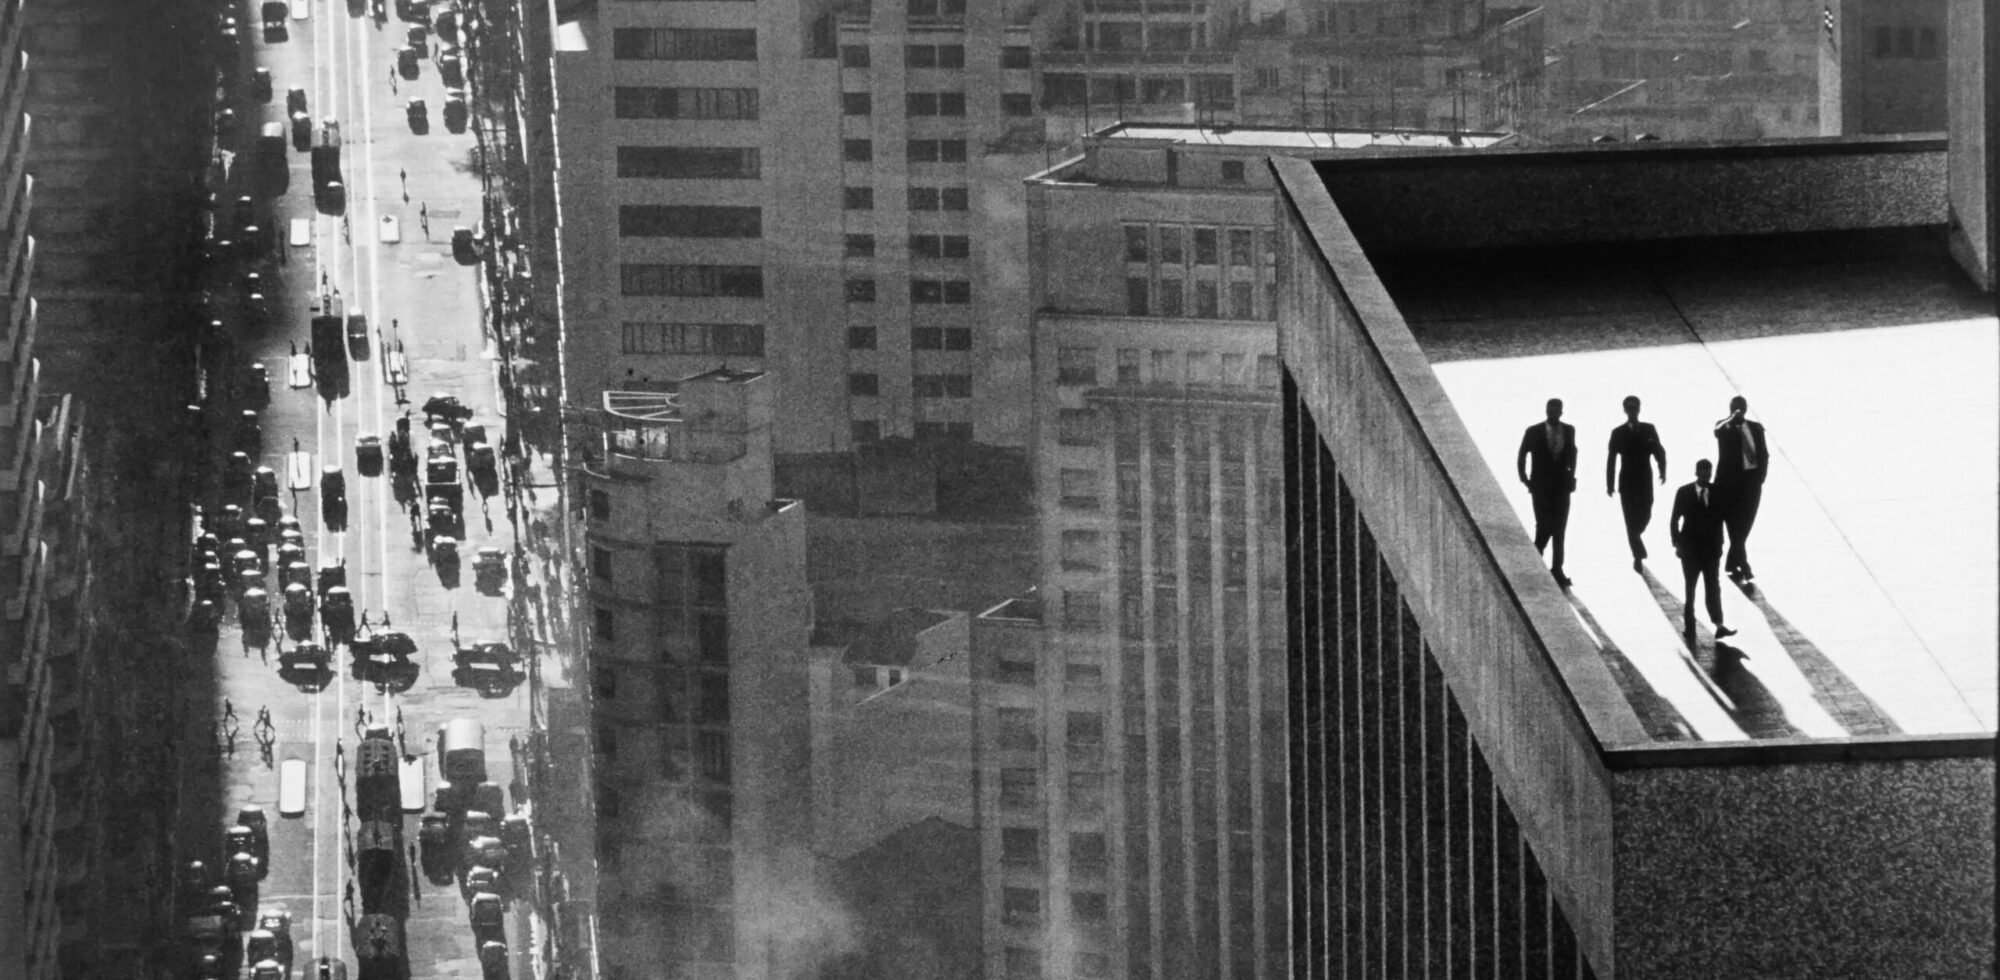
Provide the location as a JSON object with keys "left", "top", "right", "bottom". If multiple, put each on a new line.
{"left": 579, "top": 370, "right": 814, "bottom": 980}
{"left": 1818, "top": 0, "right": 1948, "bottom": 136}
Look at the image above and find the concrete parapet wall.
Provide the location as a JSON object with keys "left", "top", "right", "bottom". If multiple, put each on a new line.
{"left": 1275, "top": 157, "right": 1638, "bottom": 971}
{"left": 1611, "top": 756, "right": 1996, "bottom": 978}
{"left": 1310, "top": 136, "right": 1948, "bottom": 253}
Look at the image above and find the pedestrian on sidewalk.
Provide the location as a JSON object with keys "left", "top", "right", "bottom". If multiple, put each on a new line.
{"left": 222, "top": 698, "right": 236, "bottom": 721}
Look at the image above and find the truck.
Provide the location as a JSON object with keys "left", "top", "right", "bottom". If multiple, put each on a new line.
{"left": 439, "top": 717, "right": 486, "bottom": 785}
{"left": 354, "top": 914, "right": 408, "bottom": 980}
{"left": 311, "top": 313, "right": 346, "bottom": 383}
{"left": 356, "top": 820, "right": 403, "bottom": 916}
{"left": 356, "top": 729, "right": 401, "bottom": 819}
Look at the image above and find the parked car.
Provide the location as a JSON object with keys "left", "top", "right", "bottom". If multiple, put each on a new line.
{"left": 287, "top": 87, "right": 308, "bottom": 116}
{"left": 451, "top": 226, "right": 479, "bottom": 264}
{"left": 442, "top": 92, "right": 467, "bottom": 131}
{"left": 251, "top": 68, "right": 273, "bottom": 102}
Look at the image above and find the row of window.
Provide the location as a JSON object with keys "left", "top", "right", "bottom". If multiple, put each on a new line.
{"left": 1056, "top": 348, "right": 1280, "bottom": 389}
{"left": 846, "top": 372, "right": 972, "bottom": 398}
{"left": 1040, "top": 72, "right": 1234, "bottom": 108}
{"left": 991, "top": 656, "right": 1104, "bottom": 687}
{"left": 845, "top": 233, "right": 971, "bottom": 259}
{"left": 843, "top": 278, "right": 972, "bottom": 304}
{"left": 845, "top": 138, "right": 969, "bottom": 164}
{"left": 839, "top": 43, "right": 1032, "bottom": 69}
{"left": 1003, "top": 946, "right": 1111, "bottom": 980}
{"left": 1002, "top": 886, "right": 1110, "bottom": 924}
{"left": 612, "top": 28, "right": 757, "bottom": 61}
{"left": 620, "top": 264, "right": 763, "bottom": 298}
{"left": 844, "top": 185, "right": 972, "bottom": 211}
{"left": 851, "top": 420, "right": 974, "bottom": 443}
{"left": 619, "top": 322, "right": 765, "bottom": 357}
{"left": 1872, "top": 24, "right": 1941, "bottom": 60}
{"left": 613, "top": 86, "right": 759, "bottom": 120}
{"left": 995, "top": 706, "right": 1104, "bottom": 750}
{"left": 1000, "top": 767, "right": 1104, "bottom": 810}
{"left": 617, "top": 146, "right": 761, "bottom": 180}
{"left": 1124, "top": 223, "right": 1267, "bottom": 267}
{"left": 1000, "top": 827, "right": 1108, "bottom": 869}
{"left": 595, "top": 721, "right": 734, "bottom": 778}
{"left": 845, "top": 326, "right": 973, "bottom": 350}
{"left": 618, "top": 205, "right": 762, "bottom": 239}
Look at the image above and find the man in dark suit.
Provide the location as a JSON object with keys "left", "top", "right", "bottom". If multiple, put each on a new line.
{"left": 1669, "top": 459, "right": 1736, "bottom": 638}
{"left": 1605, "top": 395, "right": 1667, "bottom": 571}
{"left": 1516, "top": 397, "right": 1578, "bottom": 587}
{"left": 1712, "top": 395, "right": 1769, "bottom": 581}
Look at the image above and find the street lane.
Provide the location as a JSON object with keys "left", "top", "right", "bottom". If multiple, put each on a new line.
{"left": 198, "top": 0, "right": 533, "bottom": 977}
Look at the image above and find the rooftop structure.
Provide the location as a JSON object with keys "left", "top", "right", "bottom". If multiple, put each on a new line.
{"left": 1274, "top": 68, "right": 1994, "bottom": 978}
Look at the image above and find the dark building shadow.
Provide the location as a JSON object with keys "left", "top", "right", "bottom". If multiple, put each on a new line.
{"left": 1560, "top": 591, "right": 1694, "bottom": 741}
{"left": 1733, "top": 581, "right": 1902, "bottom": 736}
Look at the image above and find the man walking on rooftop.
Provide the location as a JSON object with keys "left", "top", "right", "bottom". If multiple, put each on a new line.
{"left": 1607, "top": 395, "right": 1667, "bottom": 571}
{"left": 1713, "top": 395, "right": 1768, "bottom": 582}
{"left": 1517, "top": 397, "right": 1578, "bottom": 587}
{"left": 1670, "top": 459, "right": 1736, "bottom": 640}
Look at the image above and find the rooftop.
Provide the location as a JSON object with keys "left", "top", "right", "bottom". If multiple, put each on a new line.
{"left": 1383, "top": 229, "right": 1995, "bottom": 743}
{"left": 1097, "top": 122, "right": 1514, "bottom": 150}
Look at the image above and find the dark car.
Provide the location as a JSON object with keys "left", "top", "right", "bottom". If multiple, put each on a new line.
{"left": 251, "top": 68, "right": 273, "bottom": 102}
{"left": 442, "top": 93, "right": 467, "bottom": 132}
{"left": 292, "top": 112, "right": 313, "bottom": 151}
{"left": 406, "top": 98, "right": 427, "bottom": 134}
{"left": 397, "top": 47, "right": 419, "bottom": 79}
{"left": 450, "top": 226, "right": 478, "bottom": 265}
{"left": 438, "top": 53, "right": 463, "bottom": 87}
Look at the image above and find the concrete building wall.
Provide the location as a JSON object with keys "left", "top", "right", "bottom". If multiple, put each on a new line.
{"left": 1306, "top": 137, "right": 1948, "bottom": 252}
{"left": 1945, "top": 0, "right": 1995, "bottom": 289}
{"left": 1611, "top": 757, "right": 1994, "bottom": 978}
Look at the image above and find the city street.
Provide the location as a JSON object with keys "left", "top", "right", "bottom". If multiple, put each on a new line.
{"left": 190, "top": 0, "right": 534, "bottom": 976}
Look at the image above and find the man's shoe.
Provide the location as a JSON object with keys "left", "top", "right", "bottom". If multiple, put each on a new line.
{"left": 1632, "top": 559, "right": 1643, "bottom": 573}
{"left": 1714, "top": 626, "right": 1738, "bottom": 639}
{"left": 1552, "top": 571, "right": 1572, "bottom": 588}
{"left": 1738, "top": 567, "right": 1754, "bottom": 582}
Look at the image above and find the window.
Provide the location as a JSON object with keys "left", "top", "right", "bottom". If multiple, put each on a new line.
{"left": 1001, "top": 93, "right": 1033, "bottom": 116}
{"left": 998, "top": 659, "right": 1036, "bottom": 685}
{"left": 908, "top": 234, "right": 971, "bottom": 259}
{"left": 844, "top": 234, "right": 875, "bottom": 258}
{"left": 847, "top": 327, "right": 877, "bottom": 350}
{"left": 1071, "top": 891, "right": 1108, "bottom": 924}
{"left": 1059, "top": 468, "right": 1100, "bottom": 510}
{"left": 594, "top": 606, "right": 616, "bottom": 641}
{"left": 1067, "top": 711, "right": 1104, "bottom": 747}
{"left": 1001, "top": 828, "right": 1040, "bottom": 866}
{"left": 1056, "top": 347, "right": 1097, "bottom": 385}
{"left": 588, "top": 489, "right": 611, "bottom": 520}
{"left": 841, "top": 44, "right": 870, "bottom": 68}
{"left": 843, "top": 139, "right": 874, "bottom": 162}
{"left": 1194, "top": 228, "right": 1218, "bottom": 265}
{"left": 1221, "top": 160, "right": 1246, "bottom": 184}
{"left": 1005, "top": 947, "right": 1042, "bottom": 980}
{"left": 614, "top": 87, "right": 759, "bottom": 119}
{"left": 620, "top": 265, "right": 763, "bottom": 298}
{"left": 997, "top": 707, "right": 1038, "bottom": 750}
{"left": 841, "top": 92, "right": 872, "bottom": 115}
{"left": 1125, "top": 277, "right": 1149, "bottom": 316}
{"left": 845, "top": 279, "right": 876, "bottom": 302}
{"left": 843, "top": 186, "right": 874, "bottom": 210}
{"left": 613, "top": 28, "right": 758, "bottom": 60}
{"left": 1000, "top": 45, "right": 1032, "bottom": 68}
{"left": 1253, "top": 67, "right": 1282, "bottom": 90}
{"left": 943, "top": 187, "right": 969, "bottom": 210}
{"left": 1194, "top": 282, "right": 1219, "bottom": 318}
{"left": 912, "top": 374, "right": 972, "bottom": 398}
{"left": 1256, "top": 354, "right": 1280, "bottom": 389}
{"left": 1069, "top": 831, "right": 1108, "bottom": 871}
{"left": 1918, "top": 26, "right": 1938, "bottom": 58}
{"left": 695, "top": 730, "right": 731, "bottom": 782}
{"left": 1220, "top": 352, "right": 1247, "bottom": 386}
{"left": 907, "top": 139, "right": 968, "bottom": 163}
{"left": 1061, "top": 530, "right": 1102, "bottom": 570}
{"left": 847, "top": 373, "right": 879, "bottom": 397}
{"left": 1063, "top": 590, "right": 1103, "bottom": 630}
{"left": 1123, "top": 225, "right": 1149, "bottom": 262}
{"left": 1000, "top": 768, "right": 1039, "bottom": 807}
{"left": 1065, "top": 662, "right": 1102, "bottom": 686}
{"left": 695, "top": 674, "right": 730, "bottom": 723}
{"left": 1002, "top": 888, "right": 1041, "bottom": 924}
{"left": 915, "top": 421, "right": 974, "bottom": 441}
{"left": 910, "top": 279, "right": 971, "bottom": 304}
{"left": 1067, "top": 771, "right": 1105, "bottom": 811}
{"left": 617, "top": 146, "right": 760, "bottom": 179}
{"left": 912, "top": 327, "right": 942, "bottom": 350}
{"left": 1056, "top": 409, "right": 1096, "bottom": 446}
{"left": 620, "top": 323, "right": 765, "bottom": 356}
{"left": 905, "top": 43, "right": 965, "bottom": 68}
{"left": 618, "top": 205, "right": 762, "bottom": 238}
{"left": 1231, "top": 281, "right": 1256, "bottom": 319}
{"left": 1157, "top": 278, "right": 1183, "bottom": 317}
{"left": 907, "top": 0, "right": 965, "bottom": 16}
{"left": 1116, "top": 348, "right": 1141, "bottom": 384}
{"left": 851, "top": 420, "right": 880, "bottom": 443}
{"left": 906, "top": 92, "right": 967, "bottom": 116}
{"left": 593, "top": 664, "right": 617, "bottom": 700}
{"left": 1228, "top": 229, "right": 1253, "bottom": 266}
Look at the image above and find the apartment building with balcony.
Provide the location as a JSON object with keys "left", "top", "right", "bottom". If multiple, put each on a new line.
{"left": 579, "top": 369, "right": 814, "bottom": 980}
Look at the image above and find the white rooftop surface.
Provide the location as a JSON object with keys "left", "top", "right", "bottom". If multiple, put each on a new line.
{"left": 1435, "top": 317, "right": 1997, "bottom": 742}
{"left": 1105, "top": 125, "right": 1509, "bottom": 150}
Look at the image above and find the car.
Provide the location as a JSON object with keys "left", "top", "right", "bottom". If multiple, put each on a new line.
{"left": 321, "top": 466, "right": 345, "bottom": 508}
{"left": 479, "top": 939, "right": 509, "bottom": 980}
{"left": 442, "top": 93, "right": 467, "bottom": 131}
{"left": 451, "top": 226, "right": 478, "bottom": 264}
{"left": 398, "top": 47, "right": 419, "bottom": 78}
{"left": 251, "top": 958, "right": 285, "bottom": 980}
{"left": 461, "top": 810, "right": 495, "bottom": 842}
{"left": 291, "top": 112, "right": 312, "bottom": 151}
{"left": 406, "top": 23, "right": 427, "bottom": 47}
{"left": 225, "top": 825, "right": 262, "bottom": 870}
{"left": 356, "top": 433, "right": 383, "bottom": 467}
{"left": 215, "top": 108, "right": 238, "bottom": 138}
{"left": 287, "top": 87, "right": 308, "bottom": 116}
{"left": 406, "top": 98, "right": 427, "bottom": 133}
{"left": 320, "top": 116, "right": 341, "bottom": 146}
{"left": 251, "top": 68, "right": 273, "bottom": 102}
{"left": 314, "top": 957, "right": 349, "bottom": 980}
{"left": 438, "top": 53, "right": 463, "bottom": 87}
{"left": 246, "top": 927, "right": 290, "bottom": 971}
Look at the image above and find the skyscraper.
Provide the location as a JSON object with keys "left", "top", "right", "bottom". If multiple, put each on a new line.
{"left": 580, "top": 370, "right": 815, "bottom": 980}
